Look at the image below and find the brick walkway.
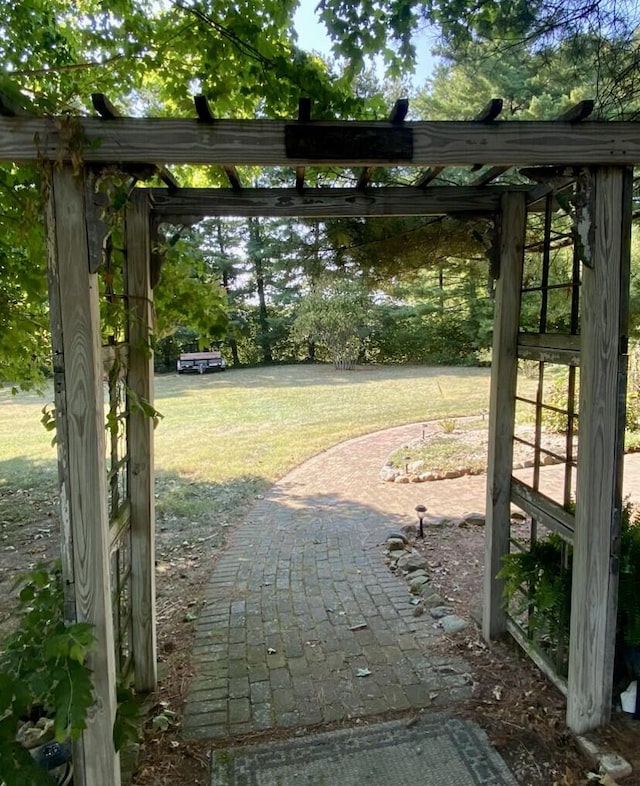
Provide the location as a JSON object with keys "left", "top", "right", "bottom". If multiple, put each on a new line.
{"left": 182, "top": 422, "right": 640, "bottom": 740}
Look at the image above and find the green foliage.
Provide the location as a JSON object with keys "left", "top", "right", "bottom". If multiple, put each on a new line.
{"left": 127, "top": 387, "right": 164, "bottom": 429}
{"left": 0, "top": 563, "right": 96, "bottom": 785}
{"left": 369, "top": 305, "right": 486, "bottom": 365}
{"left": 499, "top": 534, "right": 572, "bottom": 674}
{"left": 500, "top": 505, "right": 640, "bottom": 677}
{"left": 153, "top": 230, "right": 229, "bottom": 346}
{"left": 293, "top": 278, "right": 375, "bottom": 368}
{"left": 0, "top": 165, "right": 50, "bottom": 391}
{"left": 619, "top": 510, "right": 640, "bottom": 648}
{"left": 113, "top": 685, "right": 144, "bottom": 753}
{"left": 440, "top": 417, "right": 456, "bottom": 433}
{"left": 540, "top": 359, "right": 640, "bottom": 437}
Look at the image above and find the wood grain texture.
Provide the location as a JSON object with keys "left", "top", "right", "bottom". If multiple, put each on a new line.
{"left": 149, "top": 186, "right": 515, "bottom": 220}
{"left": 125, "top": 189, "right": 157, "bottom": 693}
{"left": 3, "top": 117, "right": 640, "bottom": 166}
{"left": 511, "top": 478, "right": 575, "bottom": 542}
{"left": 483, "top": 192, "right": 526, "bottom": 640}
{"left": 517, "top": 332, "right": 581, "bottom": 366}
{"left": 567, "top": 167, "right": 632, "bottom": 734}
{"left": 46, "top": 167, "right": 121, "bottom": 786}
{"left": 507, "top": 618, "right": 568, "bottom": 697}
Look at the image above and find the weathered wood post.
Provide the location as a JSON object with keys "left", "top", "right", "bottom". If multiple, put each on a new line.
{"left": 126, "top": 189, "right": 157, "bottom": 691}
{"left": 483, "top": 192, "right": 526, "bottom": 640}
{"left": 46, "top": 165, "right": 121, "bottom": 785}
{"left": 567, "top": 167, "right": 632, "bottom": 733}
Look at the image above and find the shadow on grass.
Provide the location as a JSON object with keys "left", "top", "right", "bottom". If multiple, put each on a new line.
{"left": 154, "top": 470, "right": 271, "bottom": 551}
{"left": 0, "top": 455, "right": 271, "bottom": 559}
{"left": 0, "top": 456, "right": 59, "bottom": 523}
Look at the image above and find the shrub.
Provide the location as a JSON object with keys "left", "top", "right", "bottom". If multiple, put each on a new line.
{"left": 0, "top": 563, "right": 95, "bottom": 785}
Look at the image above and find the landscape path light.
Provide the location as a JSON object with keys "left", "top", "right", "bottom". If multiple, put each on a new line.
{"left": 415, "top": 504, "right": 427, "bottom": 539}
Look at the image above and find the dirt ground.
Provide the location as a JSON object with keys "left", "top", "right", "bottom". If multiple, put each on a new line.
{"left": 1, "top": 429, "right": 639, "bottom": 786}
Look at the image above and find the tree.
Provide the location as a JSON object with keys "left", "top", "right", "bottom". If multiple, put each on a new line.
{"left": 152, "top": 227, "right": 228, "bottom": 347}
{"left": 0, "top": 0, "right": 386, "bottom": 388}
{"left": 293, "top": 277, "right": 375, "bottom": 368}
{"left": 0, "top": 165, "right": 50, "bottom": 390}
{"left": 314, "top": 0, "right": 640, "bottom": 116}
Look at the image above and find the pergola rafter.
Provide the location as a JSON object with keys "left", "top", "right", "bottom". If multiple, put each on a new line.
{"left": 1, "top": 97, "right": 638, "bottom": 785}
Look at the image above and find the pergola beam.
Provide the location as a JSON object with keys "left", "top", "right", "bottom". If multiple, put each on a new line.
{"left": 470, "top": 102, "right": 596, "bottom": 187}
{"left": 91, "top": 94, "right": 180, "bottom": 190}
{"left": 4, "top": 117, "right": 640, "bottom": 166}
{"left": 356, "top": 99, "right": 409, "bottom": 190}
{"left": 148, "top": 185, "right": 529, "bottom": 220}
{"left": 193, "top": 95, "right": 242, "bottom": 190}
{"left": 415, "top": 99, "right": 503, "bottom": 188}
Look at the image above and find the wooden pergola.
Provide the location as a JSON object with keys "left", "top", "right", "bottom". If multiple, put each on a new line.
{"left": 1, "top": 96, "right": 638, "bottom": 784}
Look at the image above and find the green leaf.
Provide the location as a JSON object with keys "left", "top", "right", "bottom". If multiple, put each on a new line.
{"left": 0, "top": 673, "right": 16, "bottom": 712}
{"left": 113, "top": 687, "right": 143, "bottom": 752}
{"left": 52, "top": 660, "right": 94, "bottom": 741}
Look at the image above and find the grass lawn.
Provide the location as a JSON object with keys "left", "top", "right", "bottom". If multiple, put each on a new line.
{"left": 0, "top": 364, "right": 493, "bottom": 530}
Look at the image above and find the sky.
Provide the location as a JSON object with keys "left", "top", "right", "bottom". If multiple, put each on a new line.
{"left": 292, "top": 0, "right": 439, "bottom": 87}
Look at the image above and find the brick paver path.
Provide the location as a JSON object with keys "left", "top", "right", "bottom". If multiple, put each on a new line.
{"left": 182, "top": 422, "right": 640, "bottom": 740}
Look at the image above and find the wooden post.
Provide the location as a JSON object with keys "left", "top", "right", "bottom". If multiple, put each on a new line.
{"left": 45, "top": 166, "right": 121, "bottom": 785}
{"left": 483, "top": 192, "right": 526, "bottom": 640}
{"left": 567, "top": 167, "right": 632, "bottom": 733}
{"left": 126, "top": 189, "right": 157, "bottom": 692}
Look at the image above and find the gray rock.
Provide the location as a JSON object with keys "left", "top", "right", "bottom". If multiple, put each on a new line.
{"left": 440, "top": 615, "right": 469, "bottom": 634}
{"left": 406, "top": 568, "right": 429, "bottom": 579}
{"left": 410, "top": 576, "right": 430, "bottom": 594}
{"left": 437, "top": 516, "right": 464, "bottom": 528}
{"left": 408, "top": 460, "right": 425, "bottom": 474}
{"left": 386, "top": 537, "right": 407, "bottom": 551}
{"left": 600, "top": 754, "right": 632, "bottom": 780}
{"left": 380, "top": 465, "right": 399, "bottom": 482}
{"left": 421, "top": 590, "right": 444, "bottom": 605}
{"left": 403, "top": 554, "right": 429, "bottom": 571}
{"left": 430, "top": 606, "right": 455, "bottom": 619}
{"left": 386, "top": 531, "right": 408, "bottom": 544}
{"left": 463, "top": 512, "right": 485, "bottom": 527}
{"left": 394, "top": 475, "right": 411, "bottom": 484}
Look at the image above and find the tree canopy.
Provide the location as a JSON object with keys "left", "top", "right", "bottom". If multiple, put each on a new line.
{"left": 1, "top": 0, "right": 639, "bottom": 387}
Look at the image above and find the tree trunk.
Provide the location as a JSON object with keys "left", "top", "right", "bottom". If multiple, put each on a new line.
{"left": 248, "top": 218, "right": 273, "bottom": 363}
{"left": 216, "top": 221, "right": 240, "bottom": 366}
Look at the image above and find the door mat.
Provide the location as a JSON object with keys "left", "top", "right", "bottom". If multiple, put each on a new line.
{"left": 210, "top": 715, "right": 518, "bottom": 785}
